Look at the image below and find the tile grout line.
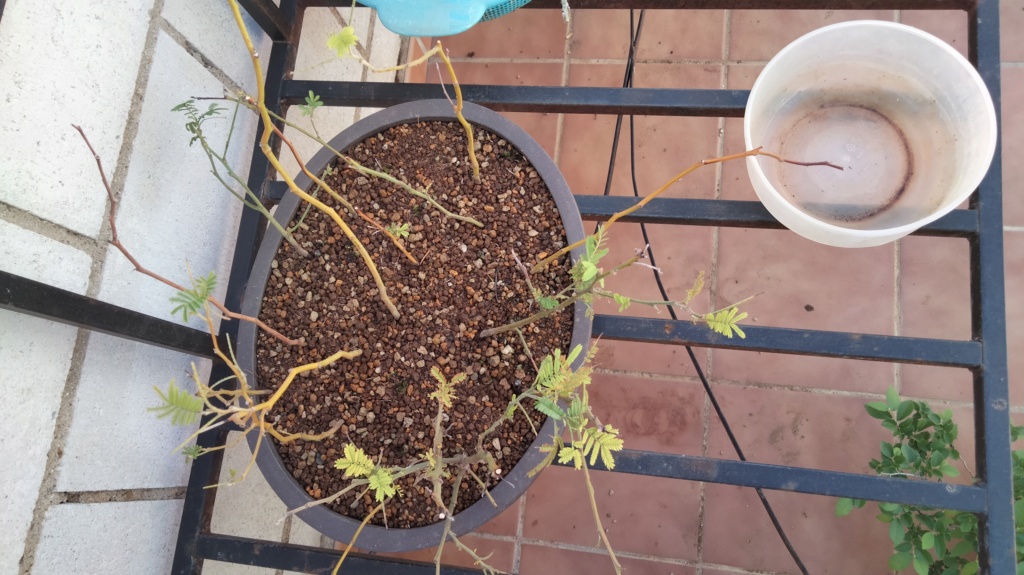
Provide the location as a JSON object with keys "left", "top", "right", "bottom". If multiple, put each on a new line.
{"left": 17, "top": 3, "right": 167, "bottom": 573}
{"left": 697, "top": 10, "right": 733, "bottom": 574}
{"left": 893, "top": 239, "right": 903, "bottom": 395}
{"left": 511, "top": 492, "right": 527, "bottom": 572}
{"left": 0, "top": 201, "right": 108, "bottom": 264}
{"left": 160, "top": 17, "right": 245, "bottom": 96}
{"left": 444, "top": 57, "right": 773, "bottom": 66}
{"left": 54, "top": 487, "right": 187, "bottom": 504}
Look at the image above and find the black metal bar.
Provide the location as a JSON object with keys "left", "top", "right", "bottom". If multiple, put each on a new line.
{"left": 0, "top": 270, "right": 217, "bottom": 359}
{"left": 236, "top": 0, "right": 291, "bottom": 41}
{"left": 196, "top": 534, "right": 484, "bottom": 575}
{"left": 968, "top": 0, "right": 1016, "bottom": 572}
{"left": 574, "top": 196, "right": 980, "bottom": 236}
{"left": 569, "top": 449, "right": 988, "bottom": 512}
{"left": 171, "top": 3, "right": 300, "bottom": 572}
{"left": 592, "top": 315, "right": 983, "bottom": 367}
{"left": 283, "top": 80, "right": 749, "bottom": 116}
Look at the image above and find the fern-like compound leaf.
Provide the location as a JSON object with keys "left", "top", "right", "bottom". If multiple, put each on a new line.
{"left": 181, "top": 444, "right": 204, "bottom": 460}
{"left": 327, "top": 25, "right": 359, "bottom": 57}
{"left": 368, "top": 467, "right": 398, "bottom": 502}
{"left": 169, "top": 271, "right": 217, "bottom": 323}
{"left": 334, "top": 444, "right": 375, "bottom": 478}
{"left": 581, "top": 426, "right": 624, "bottom": 470}
{"left": 704, "top": 307, "right": 748, "bottom": 339}
{"left": 149, "top": 380, "right": 203, "bottom": 426}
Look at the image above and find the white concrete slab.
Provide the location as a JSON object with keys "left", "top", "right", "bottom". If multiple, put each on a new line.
{"left": 33, "top": 500, "right": 182, "bottom": 575}
{"left": 0, "top": 312, "right": 79, "bottom": 575}
{"left": 0, "top": 219, "right": 92, "bottom": 294}
{"left": 55, "top": 333, "right": 208, "bottom": 491}
{"left": 0, "top": 0, "right": 155, "bottom": 237}
{"left": 94, "top": 31, "right": 252, "bottom": 333}
{"left": 203, "top": 432, "right": 288, "bottom": 575}
{"left": 0, "top": 221, "right": 92, "bottom": 574}
{"left": 162, "top": 0, "right": 273, "bottom": 95}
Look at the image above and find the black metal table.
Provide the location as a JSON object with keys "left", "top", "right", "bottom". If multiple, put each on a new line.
{"left": 1, "top": 0, "right": 1011, "bottom": 573}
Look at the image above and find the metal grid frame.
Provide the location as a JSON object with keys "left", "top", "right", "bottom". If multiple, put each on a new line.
{"left": 0, "top": 0, "right": 1011, "bottom": 572}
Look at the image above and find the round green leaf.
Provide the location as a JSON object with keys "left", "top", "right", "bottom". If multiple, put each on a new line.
{"left": 890, "top": 520, "right": 906, "bottom": 544}
{"left": 836, "top": 497, "right": 854, "bottom": 517}
{"left": 866, "top": 401, "right": 892, "bottom": 420}
{"left": 889, "top": 552, "right": 913, "bottom": 571}
{"left": 921, "top": 532, "right": 935, "bottom": 550}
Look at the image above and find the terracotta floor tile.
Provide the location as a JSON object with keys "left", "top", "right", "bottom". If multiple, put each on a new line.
{"left": 702, "top": 485, "right": 892, "bottom": 574}
{"left": 559, "top": 64, "right": 722, "bottom": 199}
{"left": 422, "top": 62, "right": 563, "bottom": 158}
{"left": 635, "top": 10, "right": 726, "bottom": 62}
{"left": 474, "top": 499, "right": 520, "bottom": 537}
{"left": 729, "top": 11, "right": 895, "bottom": 62}
{"left": 1005, "top": 232, "right": 1024, "bottom": 406}
{"left": 570, "top": 9, "right": 724, "bottom": 62}
{"left": 523, "top": 465, "right": 700, "bottom": 560}
{"left": 1003, "top": 67, "right": 1024, "bottom": 227}
{"left": 900, "top": 10, "right": 968, "bottom": 58}
{"left": 1001, "top": 0, "right": 1024, "bottom": 62}
{"left": 899, "top": 236, "right": 974, "bottom": 401}
{"left": 704, "top": 385, "right": 890, "bottom": 473}
{"left": 587, "top": 372, "right": 705, "bottom": 456}
{"left": 519, "top": 544, "right": 696, "bottom": 575}
{"left": 371, "top": 534, "right": 515, "bottom": 573}
{"left": 711, "top": 225, "right": 897, "bottom": 393}
{"left": 900, "top": 236, "right": 972, "bottom": 341}
{"left": 439, "top": 9, "right": 567, "bottom": 60}
{"left": 591, "top": 223, "right": 714, "bottom": 378}
{"left": 901, "top": 364, "right": 975, "bottom": 404}
{"left": 716, "top": 227, "right": 895, "bottom": 334}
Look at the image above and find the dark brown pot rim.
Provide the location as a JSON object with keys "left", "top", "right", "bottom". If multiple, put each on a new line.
{"left": 237, "top": 100, "right": 589, "bottom": 552}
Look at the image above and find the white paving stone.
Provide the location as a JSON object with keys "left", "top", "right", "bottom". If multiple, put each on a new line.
{"left": 278, "top": 8, "right": 368, "bottom": 180}
{"left": 56, "top": 333, "right": 208, "bottom": 491}
{"left": 33, "top": 500, "right": 182, "bottom": 575}
{"left": 0, "top": 0, "right": 155, "bottom": 237}
{"left": 203, "top": 432, "right": 287, "bottom": 575}
{"left": 0, "top": 312, "right": 79, "bottom": 575}
{"left": 0, "top": 220, "right": 92, "bottom": 294}
{"left": 162, "top": 0, "right": 272, "bottom": 95}
{"left": 95, "top": 31, "right": 252, "bottom": 332}
{"left": 0, "top": 221, "right": 92, "bottom": 574}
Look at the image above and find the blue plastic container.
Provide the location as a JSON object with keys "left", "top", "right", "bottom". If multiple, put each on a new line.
{"left": 359, "top": 0, "right": 532, "bottom": 37}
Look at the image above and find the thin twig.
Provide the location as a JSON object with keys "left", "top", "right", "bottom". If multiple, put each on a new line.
{"left": 355, "top": 208, "right": 418, "bottom": 264}
{"left": 72, "top": 124, "right": 300, "bottom": 346}
{"left": 532, "top": 147, "right": 843, "bottom": 273}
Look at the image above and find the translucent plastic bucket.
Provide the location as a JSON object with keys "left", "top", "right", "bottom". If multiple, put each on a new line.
{"left": 744, "top": 21, "right": 997, "bottom": 248}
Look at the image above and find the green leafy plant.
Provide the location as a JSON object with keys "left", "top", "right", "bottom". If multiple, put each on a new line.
{"left": 172, "top": 98, "right": 311, "bottom": 258}
{"left": 385, "top": 221, "right": 410, "bottom": 239}
{"left": 836, "top": 388, "right": 1024, "bottom": 575}
{"left": 169, "top": 271, "right": 217, "bottom": 323}
{"left": 149, "top": 379, "right": 203, "bottom": 426}
{"left": 299, "top": 90, "right": 323, "bottom": 117}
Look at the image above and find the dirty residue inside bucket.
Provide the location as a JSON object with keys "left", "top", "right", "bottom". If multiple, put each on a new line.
{"left": 759, "top": 63, "right": 958, "bottom": 231}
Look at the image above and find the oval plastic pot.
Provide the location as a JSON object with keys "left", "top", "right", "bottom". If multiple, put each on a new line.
{"left": 236, "top": 100, "right": 590, "bottom": 552}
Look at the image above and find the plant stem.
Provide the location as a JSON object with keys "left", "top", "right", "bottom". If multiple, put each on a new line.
{"left": 532, "top": 147, "right": 843, "bottom": 273}
{"left": 333, "top": 500, "right": 385, "bottom": 575}
{"left": 341, "top": 156, "right": 484, "bottom": 228}
{"left": 227, "top": 0, "right": 400, "bottom": 319}
{"left": 580, "top": 459, "right": 623, "bottom": 575}
{"left": 73, "top": 124, "right": 301, "bottom": 346}
{"left": 355, "top": 208, "right": 418, "bottom": 264}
